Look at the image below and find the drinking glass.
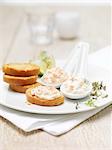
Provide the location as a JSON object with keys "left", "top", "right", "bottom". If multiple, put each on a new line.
{"left": 27, "top": 13, "right": 54, "bottom": 45}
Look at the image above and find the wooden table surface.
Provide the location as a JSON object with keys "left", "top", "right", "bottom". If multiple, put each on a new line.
{"left": 0, "top": 4, "right": 111, "bottom": 150}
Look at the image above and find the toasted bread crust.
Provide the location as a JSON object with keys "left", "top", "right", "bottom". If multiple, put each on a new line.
{"left": 26, "top": 87, "right": 64, "bottom": 106}
{"left": 4, "top": 74, "right": 37, "bottom": 85}
{"left": 10, "top": 82, "right": 41, "bottom": 93}
{"left": 3, "top": 63, "right": 40, "bottom": 77}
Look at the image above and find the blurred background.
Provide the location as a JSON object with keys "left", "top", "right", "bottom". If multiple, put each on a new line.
{"left": 0, "top": 2, "right": 111, "bottom": 65}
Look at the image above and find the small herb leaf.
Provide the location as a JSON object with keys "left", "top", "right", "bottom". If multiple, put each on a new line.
{"left": 85, "top": 81, "right": 108, "bottom": 108}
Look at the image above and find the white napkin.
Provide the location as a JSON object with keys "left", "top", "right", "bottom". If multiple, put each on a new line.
{"left": 0, "top": 105, "right": 72, "bottom": 132}
{"left": 0, "top": 102, "right": 111, "bottom": 136}
{"left": 43, "top": 102, "right": 111, "bottom": 136}
{"left": 0, "top": 46, "right": 111, "bottom": 136}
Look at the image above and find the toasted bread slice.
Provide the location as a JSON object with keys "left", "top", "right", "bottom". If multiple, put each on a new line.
{"left": 4, "top": 74, "right": 37, "bottom": 85}
{"left": 3, "top": 63, "right": 40, "bottom": 77}
{"left": 26, "top": 87, "right": 64, "bottom": 106}
{"left": 10, "top": 82, "right": 41, "bottom": 93}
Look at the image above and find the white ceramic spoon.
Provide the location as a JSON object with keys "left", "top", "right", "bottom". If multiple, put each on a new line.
{"left": 60, "top": 78, "right": 92, "bottom": 99}
{"left": 60, "top": 42, "right": 92, "bottom": 99}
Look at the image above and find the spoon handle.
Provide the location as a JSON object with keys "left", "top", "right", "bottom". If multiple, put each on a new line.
{"left": 72, "top": 42, "right": 89, "bottom": 78}
{"left": 64, "top": 48, "right": 79, "bottom": 74}
{"left": 64, "top": 42, "right": 85, "bottom": 74}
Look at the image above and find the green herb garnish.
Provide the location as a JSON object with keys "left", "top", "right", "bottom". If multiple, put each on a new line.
{"left": 38, "top": 51, "right": 55, "bottom": 75}
{"left": 85, "top": 99, "right": 97, "bottom": 107}
{"left": 85, "top": 81, "right": 108, "bottom": 108}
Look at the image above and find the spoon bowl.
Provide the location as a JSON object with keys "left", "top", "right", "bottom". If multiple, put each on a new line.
{"left": 60, "top": 78, "right": 92, "bottom": 99}
{"left": 38, "top": 77, "right": 61, "bottom": 88}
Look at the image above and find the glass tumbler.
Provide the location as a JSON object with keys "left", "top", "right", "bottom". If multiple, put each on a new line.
{"left": 27, "top": 13, "right": 54, "bottom": 45}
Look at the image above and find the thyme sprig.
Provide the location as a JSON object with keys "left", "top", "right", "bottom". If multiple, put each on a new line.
{"left": 85, "top": 99, "right": 97, "bottom": 108}
{"left": 74, "top": 81, "right": 108, "bottom": 110}
{"left": 85, "top": 81, "right": 108, "bottom": 107}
